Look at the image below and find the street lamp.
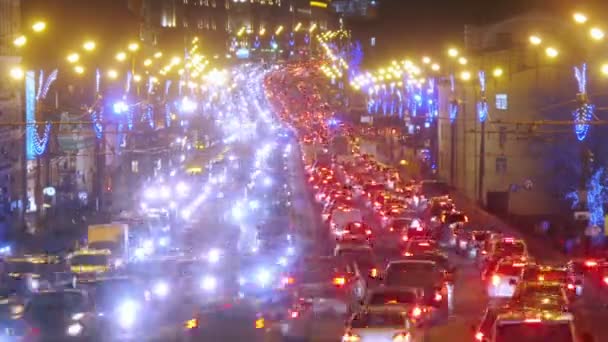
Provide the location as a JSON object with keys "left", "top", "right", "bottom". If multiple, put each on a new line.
{"left": 545, "top": 47, "right": 559, "bottom": 58}
{"left": 573, "top": 13, "right": 588, "bottom": 24}
{"left": 492, "top": 67, "right": 504, "bottom": 78}
{"left": 83, "top": 41, "right": 96, "bottom": 51}
{"left": 601, "top": 63, "right": 608, "bottom": 76}
{"left": 31, "top": 21, "right": 46, "bottom": 32}
{"left": 458, "top": 57, "right": 468, "bottom": 65}
{"left": 422, "top": 56, "right": 431, "bottom": 64}
{"left": 74, "top": 65, "right": 85, "bottom": 74}
{"left": 107, "top": 69, "right": 119, "bottom": 79}
{"left": 460, "top": 71, "right": 472, "bottom": 81}
{"left": 115, "top": 51, "right": 127, "bottom": 62}
{"left": 154, "top": 52, "right": 163, "bottom": 59}
{"left": 66, "top": 53, "right": 80, "bottom": 63}
{"left": 431, "top": 63, "right": 440, "bottom": 71}
{"left": 143, "top": 59, "right": 152, "bottom": 67}
{"left": 13, "top": 35, "right": 26, "bottom": 47}
{"left": 448, "top": 48, "right": 459, "bottom": 57}
{"left": 590, "top": 27, "right": 605, "bottom": 41}
{"left": 9, "top": 66, "right": 24, "bottom": 80}
{"left": 133, "top": 74, "right": 142, "bottom": 82}
{"left": 529, "top": 35, "right": 542, "bottom": 46}
{"left": 128, "top": 42, "right": 139, "bottom": 52}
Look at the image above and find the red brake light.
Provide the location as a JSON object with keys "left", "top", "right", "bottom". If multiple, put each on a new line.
{"left": 434, "top": 292, "right": 443, "bottom": 301}
{"left": 603, "top": 277, "right": 608, "bottom": 285}
{"left": 567, "top": 283, "right": 575, "bottom": 290}
{"left": 333, "top": 277, "right": 346, "bottom": 286}
{"left": 290, "top": 310, "right": 299, "bottom": 319}
{"left": 418, "top": 242, "right": 430, "bottom": 247}
{"left": 512, "top": 263, "right": 525, "bottom": 267}
{"left": 411, "top": 307, "right": 422, "bottom": 317}
{"left": 585, "top": 260, "right": 598, "bottom": 267}
{"left": 365, "top": 229, "right": 372, "bottom": 235}
{"left": 27, "top": 327, "right": 41, "bottom": 336}
{"left": 404, "top": 252, "right": 413, "bottom": 256}
{"left": 282, "top": 277, "right": 295, "bottom": 285}
{"left": 370, "top": 268, "right": 378, "bottom": 278}
{"left": 491, "top": 275, "right": 500, "bottom": 286}
{"left": 402, "top": 235, "right": 409, "bottom": 242}
{"left": 538, "top": 275, "right": 545, "bottom": 281}
{"left": 524, "top": 318, "right": 541, "bottom": 323}
{"left": 475, "top": 332, "right": 484, "bottom": 341}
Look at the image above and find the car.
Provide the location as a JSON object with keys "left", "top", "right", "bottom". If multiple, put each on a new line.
{"left": 397, "top": 218, "right": 429, "bottom": 243}
{"left": 403, "top": 252, "right": 455, "bottom": 283}
{"left": 403, "top": 239, "right": 440, "bottom": 257}
{"left": 565, "top": 259, "right": 595, "bottom": 298}
{"left": 381, "top": 260, "right": 448, "bottom": 314}
{"left": 329, "top": 207, "right": 363, "bottom": 234}
{"left": 181, "top": 298, "right": 271, "bottom": 342}
{"left": 343, "top": 309, "right": 421, "bottom": 342}
{"left": 486, "top": 259, "right": 526, "bottom": 298}
{"left": 336, "top": 222, "right": 373, "bottom": 242}
{"left": 0, "top": 288, "right": 27, "bottom": 340}
{"left": 380, "top": 207, "right": 417, "bottom": 229}
{"left": 490, "top": 309, "right": 585, "bottom": 342}
{"left": 22, "top": 289, "right": 97, "bottom": 341}
{"left": 487, "top": 237, "right": 528, "bottom": 259}
{"left": 474, "top": 304, "right": 512, "bottom": 342}
{"left": 360, "top": 287, "right": 428, "bottom": 319}
{"left": 522, "top": 265, "right": 568, "bottom": 285}
{"left": 513, "top": 281, "right": 571, "bottom": 310}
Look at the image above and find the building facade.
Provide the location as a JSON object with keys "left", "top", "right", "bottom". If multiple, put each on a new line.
{"left": 437, "top": 12, "right": 607, "bottom": 218}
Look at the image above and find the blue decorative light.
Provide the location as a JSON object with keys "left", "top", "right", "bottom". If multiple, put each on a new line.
{"left": 165, "top": 103, "right": 172, "bottom": 127}
{"left": 145, "top": 105, "right": 154, "bottom": 128}
{"left": 113, "top": 101, "right": 128, "bottom": 114}
{"left": 30, "top": 122, "right": 51, "bottom": 155}
{"left": 569, "top": 168, "right": 607, "bottom": 230}
{"left": 91, "top": 110, "right": 103, "bottom": 139}
{"left": 477, "top": 71, "right": 488, "bottom": 122}
{"left": 573, "top": 63, "right": 592, "bottom": 141}
{"left": 304, "top": 34, "right": 310, "bottom": 45}
{"left": 25, "top": 71, "right": 51, "bottom": 158}
{"left": 449, "top": 102, "right": 458, "bottom": 123}
{"left": 253, "top": 36, "right": 261, "bottom": 49}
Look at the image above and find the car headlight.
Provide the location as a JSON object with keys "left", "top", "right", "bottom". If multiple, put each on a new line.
{"left": 67, "top": 322, "right": 83, "bottom": 336}
{"left": 208, "top": 248, "right": 221, "bottom": 264}
{"left": 153, "top": 282, "right": 169, "bottom": 297}
{"left": 256, "top": 270, "right": 271, "bottom": 287}
{"left": 117, "top": 300, "right": 138, "bottom": 328}
{"left": 71, "top": 312, "right": 85, "bottom": 321}
{"left": 201, "top": 276, "right": 217, "bottom": 291}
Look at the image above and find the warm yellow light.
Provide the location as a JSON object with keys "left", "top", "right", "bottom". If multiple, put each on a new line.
{"left": 133, "top": 74, "right": 142, "bottom": 82}
{"left": 529, "top": 35, "right": 542, "bottom": 45}
{"left": 9, "top": 66, "right": 24, "bottom": 80}
{"left": 545, "top": 47, "right": 559, "bottom": 58}
{"left": 143, "top": 59, "right": 152, "bottom": 67}
{"left": 431, "top": 63, "right": 440, "bottom": 71}
{"left": 32, "top": 21, "right": 46, "bottom": 32}
{"left": 447, "top": 48, "right": 459, "bottom": 57}
{"left": 171, "top": 56, "right": 181, "bottom": 65}
{"left": 458, "top": 57, "right": 468, "bottom": 65}
{"left": 460, "top": 71, "right": 472, "bottom": 81}
{"left": 493, "top": 67, "right": 503, "bottom": 77}
{"left": 309, "top": 1, "right": 328, "bottom": 8}
{"left": 13, "top": 35, "right": 26, "bottom": 47}
{"left": 74, "top": 65, "right": 85, "bottom": 74}
{"left": 590, "top": 27, "right": 605, "bottom": 40}
{"left": 601, "top": 64, "right": 608, "bottom": 76}
{"left": 115, "top": 51, "right": 127, "bottom": 61}
{"left": 294, "top": 22, "right": 302, "bottom": 32}
{"left": 275, "top": 25, "right": 284, "bottom": 35}
{"left": 422, "top": 56, "right": 431, "bottom": 64}
{"left": 128, "top": 42, "right": 139, "bottom": 52}
{"left": 67, "top": 53, "right": 80, "bottom": 63}
{"left": 259, "top": 27, "right": 266, "bottom": 36}
{"left": 83, "top": 41, "right": 96, "bottom": 51}
{"left": 309, "top": 23, "right": 317, "bottom": 33}
{"left": 573, "top": 13, "right": 588, "bottom": 24}
{"left": 150, "top": 76, "right": 158, "bottom": 83}
{"left": 107, "top": 69, "right": 119, "bottom": 79}
{"left": 154, "top": 52, "right": 163, "bottom": 59}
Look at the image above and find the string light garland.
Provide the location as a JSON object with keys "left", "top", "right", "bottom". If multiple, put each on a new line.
{"left": 573, "top": 63, "right": 592, "bottom": 141}
{"left": 477, "top": 71, "right": 488, "bottom": 122}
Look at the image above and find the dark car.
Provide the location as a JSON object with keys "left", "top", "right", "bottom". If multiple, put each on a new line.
{"left": 0, "top": 288, "right": 27, "bottom": 340}
{"left": 23, "top": 289, "right": 97, "bottom": 341}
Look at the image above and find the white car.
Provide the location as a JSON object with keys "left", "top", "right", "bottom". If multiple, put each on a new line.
{"left": 343, "top": 308, "right": 421, "bottom": 342}
{"left": 330, "top": 207, "right": 363, "bottom": 233}
{"left": 487, "top": 260, "right": 526, "bottom": 298}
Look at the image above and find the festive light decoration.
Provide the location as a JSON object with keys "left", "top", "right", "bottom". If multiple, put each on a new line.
{"left": 145, "top": 105, "right": 154, "bottom": 128}
{"left": 36, "top": 69, "right": 58, "bottom": 101}
{"left": 30, "top": 122, "right": 51, "bottom": 155}
{"left": 477, "top": 71, "right": 488, "bottom": 122}
{"left": 91, "top": 110, "right": 103, "bottom": 139}
{"left": 449, "top": 101, "right": 458, "bottom": 123}
{"left": 573, "top": 63, "right": 593, "bottom": 141}
{"left": 96, "top": 69, "right": 101, "bottom": 94}
{"left": 25, "top": 71, "right": 51, "bottom": 159}
{"left": 253, "top": 36, "right": 261, "bottom": 49}
{"left": 568, "top": 168, "right": 607, "bottom": 230}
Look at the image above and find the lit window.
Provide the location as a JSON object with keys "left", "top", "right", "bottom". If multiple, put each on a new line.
{"left": 198, "top": 19, "right": 204, "bottom": 29}
{"left": 212, "top": 19, "right": 217, "bottom": 30}
{"left": 183, "top": 0, "right": 188, "bottom": 4}
{"left": 183, "top": 19, "right": 189, "bottom": 28}
{"left": 496, "top": 94, "right": 508, "bottom": 110}
{"left": 211, "top": 0, "right": 216, "bottom": 7}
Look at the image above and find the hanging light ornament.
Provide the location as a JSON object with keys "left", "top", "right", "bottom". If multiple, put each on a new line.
{"left": 477, "top": 71, "right": 488, "bottom": 122}
{"left": 573, "top": 63, "right": 593, "bottom": 141}
{"left": 91, "top": 110, "right": 103, "bottom": 139}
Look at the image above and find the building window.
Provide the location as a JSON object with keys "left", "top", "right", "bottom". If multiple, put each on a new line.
{"left": 496, "top": 156, "right": 507, "bottom": 175}
{"left": 499, "top": 126, "right": 507, "bottom": 149}
{"left": 183, "top": 19, "right": 189, "bottom": 28}
{"left": 225, "top": 0, "right": 230, "bottom": 9}
{"left": 198, "top": 19, "right": 204, "bottom": 29}
{"left": 183, "top": 0, "right": 188, "bottom": 4}
{"left": 496, "top": 94, "right": 508, "bottom": 110}
{"left": 131, "top": 160, "right": 139, "bottom": 173}
{"left": 211, "top": 18, "right": 217, "bottom": 30}
{"left": 211, "top": 0, "right": 216, "bottom": 7}
{"left": 202, "top": 0, "right": 209, "bottom": 5}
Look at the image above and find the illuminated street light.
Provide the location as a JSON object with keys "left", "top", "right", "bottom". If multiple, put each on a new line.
{"left": 115, "top": 51, "right": 127, "bottom": 61}
{"left": 529, "top": 35, "right": 542, "bottom": 45}
{"left": 590, "top": 27, "right": 605, "bottom": 40}
{"left": 154, "top": 52, "right": 163, "bottom": 59}
{"left": 67, "top": 53, "right": 80, "bottom": 63}
{"left": 545, "top": 47, "right": 559, "bottom": 58}
{"left": 309, "top": 23, "right": 317, "bottom": 33}
{"left": 83, "top": 41, "right": 96, "bottom": 51}
{"left": 275, "top": 25, "right": 284, "bottom": 35}
{"left": 601, "top": 63, "right": 608, "bottom": 76}
{"left": 492, "top": 67, "right": 504, "bottom": 78}
{"left": 13, "top": 35, "right": 26, "bottom": 47}
{"left": 74, "top": 65, "right": 85, "bottom": 74}
{"left": 9, "top": 66, "right": 24, "bottom": 80}
{"left": 460, "top": 71, "right": 472, "bottom": 81}
{"left": 573, "top": 13, "right": 588, "bottom": 24}
{"left": 447, "top": 48, "right": 459, "bottom": 57}
{"left": 294, "top": 22, "right": 302, "bottom": 32}
{"left": 458, "top": 57, "right": 468, "bottom": 65}
{"left": 422, "top": 56, "right": 431, "bottom": 64}
{"left": 107, "top": 69, "right": 119, "bottom": 79}
{"left": 171, "top": 56, "right": 181, "bottom": 65}
{"left": 431, "top": 63, "right": 440, "bottom": 71}
{"left": 128, "top": 42, "right": 139, "bottom": 52}
{"left": 32, "top": 21, "right": 46, "bottom": 32}
{"left": 259, "top": 27, "right": 266, "bottom": 36}
{"left": 133, "top": 74, "right": 142, "bottom": 82}
{"left": 143, "top": 59, "right": 152, "bottom": 67}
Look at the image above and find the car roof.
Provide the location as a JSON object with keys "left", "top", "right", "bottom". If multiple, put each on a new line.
{"left": 388, "top": 259, "right": 436, "bottom": 266}
{"left": 495, "top": 309, "right": 574, "bottom": 324}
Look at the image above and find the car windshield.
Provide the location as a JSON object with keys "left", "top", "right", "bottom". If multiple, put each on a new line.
{"left": 518, "top": 285, "right": 562, "bottom": 298}
{"left": 392, "top": 219, "right": 414, "bottom": 229}
{"left": 92, "top": 279, "right": 140, "bottom": 301}
{"left": 351, "top": 312, "right": 406, "bottom": 328}
{"left": 496, "top": 264, "right": 525, "bottom": 277}
{"left": 368, "top": 291, "right": 417, "bottom": 305}
{"left": 5, "top": 261, "right": 37, "bottom": 274}
{"left": 496, "top": 242, "right": 526, "bottom": 256}
{"left": 27, "top": 292, "right": 87, "bottom": 316}
{"left": 495, "top": 322, "right": 573, "bottom": 342}
{"left": 445, "top": 213, "right": 466, "bottom": 224}
{"left": 70, "top": 254, "right": 109, "bottom": 266}
{"left": 526, "top": 269, "right": 567, "bottom": 282}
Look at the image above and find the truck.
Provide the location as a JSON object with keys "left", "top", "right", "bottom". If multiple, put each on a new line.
{"left": 87, "top": 223, "right": 129, "bottom": 263}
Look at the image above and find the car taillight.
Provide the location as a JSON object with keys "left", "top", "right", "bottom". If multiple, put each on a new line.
{"left": 585, "top": 260, "right": 598, "bottom": 267}
{"left": 185, "top": 318, "right": 199, "bottom": 329}
{"left": 26, "top": 327, "right": 40, "bottom": 336}
{"left": 434, "top": 292, "right": 443, "bottom": 301}
{"left": 538, "top": 275, "right": 545, "bottom": 281}
{"left": 402, "top": 236, "right": 409, "bottom": 242}
{"left": 282, "top": 277, "right": 295, "bottom": 285}
{"left": 411, "top": 306, "right": 422, "bottom": 317}
{"left": 524, "top": 318, "right": 541, "bottom": 323}
{"left": 567, "top": 283, "right": 575, "bottom": 290}
{"left": 491, "top": 275, "right": 500, "bottom": 286}
{"left": 475, "top": 331, "right": 484, "bottom": 341}
{"left": 603, "top": 277, "right": 608, "bottom": 285}
{"left": 404, "top": 252, "right": 413, "bottom": 256}
{"left": 370, "top": 268, "right": 378, "bottom": 278}
{"left": 290, "top": 310, "right": 299, "bottom": 319}
{"left": 365, "top": 229, "right": 372, "bottom": 235}
{"left": 342, "top": 333, "right": 360, "bottom": 342}
{"left": 333, "top": 277, "right": 346, "bottom": 286}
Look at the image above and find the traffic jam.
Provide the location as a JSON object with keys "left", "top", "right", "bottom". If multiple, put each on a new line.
{"left": 0, "top": 62, "right": 603, "bottom": 342}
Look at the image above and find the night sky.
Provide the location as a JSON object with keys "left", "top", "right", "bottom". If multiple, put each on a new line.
{"left": 356, "top": 0, "right": 607, "bottom": 64}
